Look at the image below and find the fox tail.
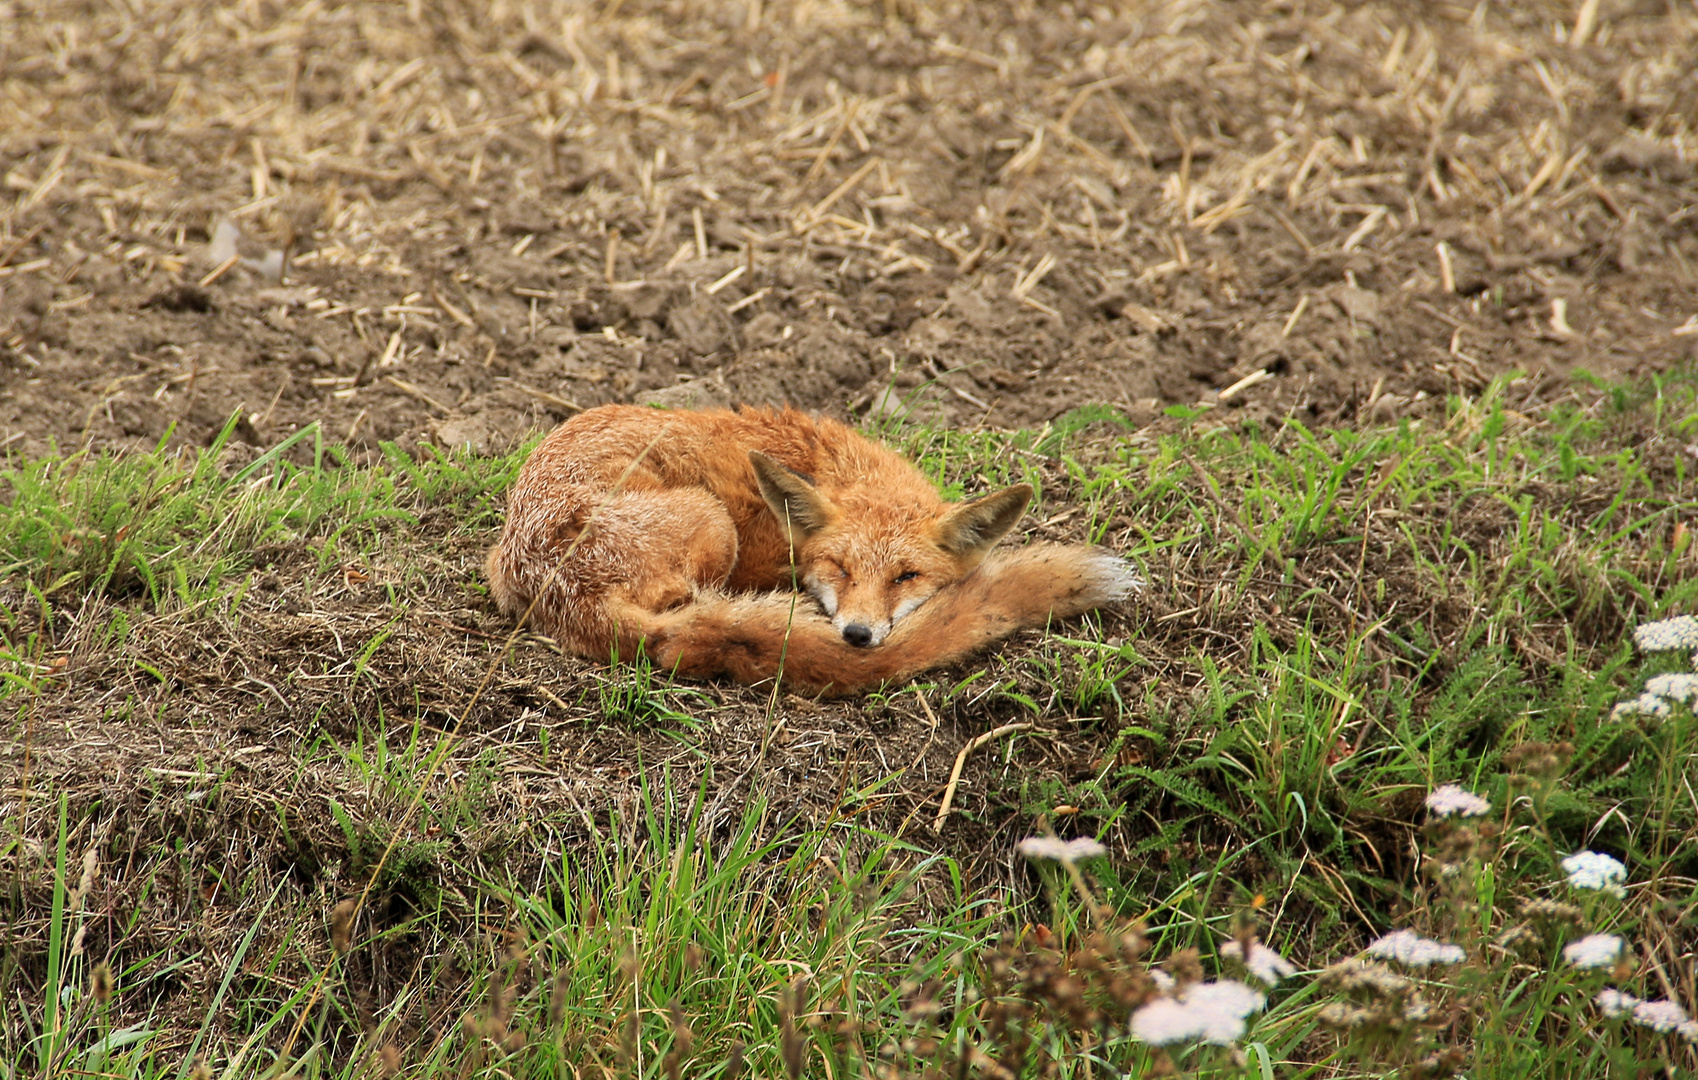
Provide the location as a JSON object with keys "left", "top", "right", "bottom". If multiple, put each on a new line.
{"left": 615, "top": 543, "right": 1140, "bottom": 695}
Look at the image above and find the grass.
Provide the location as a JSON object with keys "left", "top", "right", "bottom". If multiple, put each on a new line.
{"left": 2, "top": 371, "right": 1697, "bottom": 1077}
{"left": 0, "top": 414, "right": 519, "bottom": 621}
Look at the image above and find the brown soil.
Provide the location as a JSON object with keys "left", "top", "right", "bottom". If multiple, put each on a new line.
{"left": 4, "top": 0, "right": 1698, "bottom": 1059}
{"left": 3, "top": 1, "right": 1695, "bottom": 461}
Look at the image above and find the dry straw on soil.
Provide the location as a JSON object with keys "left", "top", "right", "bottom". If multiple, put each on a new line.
{"left": 1, "top": 0, "right": 1694, "bottom": 457}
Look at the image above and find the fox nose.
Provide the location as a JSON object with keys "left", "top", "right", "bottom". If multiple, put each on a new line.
{"left": 842, "top": 623, "right": 873, "bottom": 647}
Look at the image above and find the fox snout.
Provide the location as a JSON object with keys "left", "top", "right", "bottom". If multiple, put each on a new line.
{"left": 830, "top": 603, "right": 894, "bottom": 647}
{"left": 803, "top": 570, "right": 902, "bottom": 647}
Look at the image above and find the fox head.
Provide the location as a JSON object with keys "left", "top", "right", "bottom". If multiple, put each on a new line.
{"left": 750, "top": 451, "right": 1032, "bottom": 648}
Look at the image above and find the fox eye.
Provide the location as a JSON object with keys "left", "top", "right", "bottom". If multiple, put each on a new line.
{"left": 893, "top": 570, "right": 920, "bottom": 584}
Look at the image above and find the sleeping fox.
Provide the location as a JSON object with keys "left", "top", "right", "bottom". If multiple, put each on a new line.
{"left": 485, "top": 404, "right": 1138, "bottom": 695}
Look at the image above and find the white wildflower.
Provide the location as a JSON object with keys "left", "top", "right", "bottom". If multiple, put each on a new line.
{"left": 1562, "top": 851, "right": 1628, "bottom": 897}
{"left": 1365, "top": 929, "right": 1466, "bottom": 967}
{"left": 1645, "top": 673, "right": 1698, "bottom": 702}
{"left": 1149, "top": 969, "right": 1175, "bottom": 992}
{"left": 1221, "top": 940, "right": 1297, "bottom": 985}
{"left": 1562, "top": 933, "right": 1623, "bottom": 970}
{"left": 1425, "top": 784, "right": 1491, "bottom": 817}
{"left": 1632, "top": 999, "right": 1692, "bottom": 1033}
{"left": 1130, "top": 997, "right": 1198, "bottom": 1046}
{"left": 1186, "top": 980, "right": 1266, "bottom": 1044}
{"left": 1681, "top": 1020, "right": 1698, "bottom": 1043}
{"left": 1609, "top": 672, "right": 1698, "bottom": 721}
{"left": 1634, "top": 616, "right": 1698, "bottom": 652}
{"left": 1612, "top": 693, "right": 1673, "bottom": 720}
{"left": 1130, "top": 980, "right": 1266, "bottom": 1047}
{"left": 1596, "top": 988, "right": 1641, "bottom": 1018}
{"left": 1015, "top": 836, "right": 1107, "bottom": 864}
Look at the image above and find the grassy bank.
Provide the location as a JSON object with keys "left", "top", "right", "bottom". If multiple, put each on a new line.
{"left": 3, "top": 371, "right": 1697, "bottom": 1078}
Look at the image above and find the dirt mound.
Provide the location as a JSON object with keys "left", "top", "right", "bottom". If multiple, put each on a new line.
{"left": 2, "top": 1, "right": 1695, "bottom": 462}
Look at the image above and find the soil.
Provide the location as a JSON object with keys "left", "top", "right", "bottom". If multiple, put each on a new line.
{"left": 3, "top": 0, "right": 1698, "bottom": 1057}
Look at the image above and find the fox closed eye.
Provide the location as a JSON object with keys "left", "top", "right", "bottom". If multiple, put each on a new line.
{"left": 893, "top": 570, "right": 920, "bottom": 583}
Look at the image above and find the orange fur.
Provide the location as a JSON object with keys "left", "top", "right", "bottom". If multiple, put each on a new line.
{"left": 486, "top": 404, "right": 1139, "bottom": 695}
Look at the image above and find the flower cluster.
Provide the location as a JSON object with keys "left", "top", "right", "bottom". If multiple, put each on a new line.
{"left": 1611, "top": 692, "right": 1672, "bottom": 720}
{"left": 1364, "top": 930, "right": 1466, "bottom": 967}
{"left": 1130, "top": 980, "right": 1266, "bottom": 1046}
{"left": 1561, "top": 933, "right": 1623, "bottom": 970}
{"left": 1645, "top": 672, "right": 1698, "bottom": 702}
{"left": 1517, "top": 897, "right": 1584, "bottom": 926}
{"left": 1015, "top": 836, "right": 1106, "bottom": 864}
{"left": 1221, "top": 940, "right": 1297, "bottom": 987}
{"left": 1632, "top": 615, "right": 1698, "bottom": 653}
{"left": 1562, "top": 851, "right": 1628, "bottom": 898}
{"left": 1614, "top": 618, "right": 1698, "bottom": 718}
{"left": 1596, "top": 988, "right": 1640, "bottom": 1018}
{"left": 1425, "top": 784, "right": 1491, "bottom": 818}
{"left": 1632, "top": 1000, "right": 1698, "bottom": 1040}
{"left": 1594, "top": 992, "right": 1698, "bottom": 1042}
{"left": 1613, "top": 673, "right": 1698, "bottom": 718}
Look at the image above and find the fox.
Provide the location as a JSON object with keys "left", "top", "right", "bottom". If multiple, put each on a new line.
{"left": 484, "top": 404, "right": 1139, "bottom": 695}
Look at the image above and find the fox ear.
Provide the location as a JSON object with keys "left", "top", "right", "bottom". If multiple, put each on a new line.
{"left": 750, "top": 451, "right": 836, "bottom": 545}
{"left": 934, "top": 484, "right": 1032, "bottom": 562}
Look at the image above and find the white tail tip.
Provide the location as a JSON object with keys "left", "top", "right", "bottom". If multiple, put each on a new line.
{"left": 1087, "top": 551, "right": 1144, "bottom": 602}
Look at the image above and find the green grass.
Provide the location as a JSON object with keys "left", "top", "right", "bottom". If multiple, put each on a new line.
{"left": 3, "top": 373, "right": 1697, "bottom": 1077}
{"left": 0, "top": 413, "right": 520, "bottom": 619}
